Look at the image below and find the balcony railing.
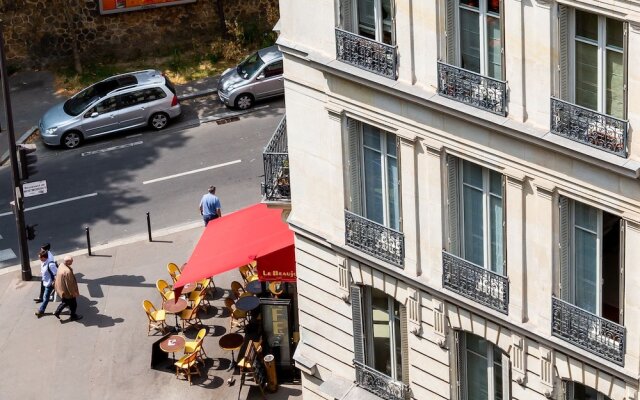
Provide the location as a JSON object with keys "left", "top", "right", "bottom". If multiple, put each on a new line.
{"left": 354, "top": 360, "right": 410, "bottom": 400}
{"left": 437, "top": 61, "right": 507, "bottom": 116}
{"left": 550, "top": 98, "right": 628, "bottom": 157}
{"left": 335, "top": 28, "right": 397, "bottom": 80}
{"left": 551, "top": 297, "right": 625, "bottom": 366}
{"left": 442, "top": 251, "right": 509, "bottom": 314}
{"left": 262, "top": 116, "right": 290, "bottom": 202}
{"left": 345, "top": 210, "right": 404, "bottom": 267}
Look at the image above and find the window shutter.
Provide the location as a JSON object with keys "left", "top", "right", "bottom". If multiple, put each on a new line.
{"left": 499, "top": 0, "right": 506, "bottom": 80}
{"left": 558, "top": 4, "right": 569, "bottom": 100}
{"left": 389, "top": 0, "right": 396, "bottom": 45}
{"left": 351, "top": 285, "right": 366, "bottom": 364}
{"left": 501, "top": 352, "right": 511, "bottom": 400}
{"left": 445, "top": 0, "right": 457, "bottom": 65}
{"left": 399, "top": 304, "right": 410, "bottom": 385}
{"left": 446, "top": 154, "right": 460, "bottom": 255}
{"left": 619, "top": 219, "right": 625, "bottom": 324}
{"left": 558, "top": 196, "right": 570, "bottom": 301}
{"left": 340, "top": 0, "right": 354, "bottom": 32}
{"left": 348, "top": 118, "right": 363, "bottom": 215}
{"left": 501, "top": 175, "right": 507, "bottom": 275}
{"left": 454, "top": 331, "right": 467, "bottom": 400}
{"left": 623, "top": 22, "right": 628, "bottom": 119}
{"left": 563, "top": 380, "right": 574, "bottom": 400}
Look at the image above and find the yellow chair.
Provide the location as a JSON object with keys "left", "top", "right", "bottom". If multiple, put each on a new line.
{"left": 184, "top": 328, "right": 208, "bottom": 363}
{"left": 239, "top": 264, "right": 255, "bottom": 283}
{"left": 156, "top": 279, "right": 175, "bottom": 301}
{"left": 239, "top": 291, "right": 253, "bottom": 298}
{"left": 224, "top": 297, "right": 247, "bottom": 330}
{"left": 189, "top": 287, "right": 211, "bottom": 311}
{"left": 179, "top": 296, "right": 203, "bottom": 331}
{"left": 167, "top": 262, "right": 181, "bottom": 284}
{"left": 231, "top": 280, "right": 245, "bottom": 299}
{"left": 174, "top": 351, "right": 201, "bottom": 385}
{"left": 198, "top": 277, "right": 216, "bottom": 295}
{"left": 246, "top": 274, "right": 259, "bottom": 283}
{"left": 142, "top": 300, "right": 166, "bottom": 336}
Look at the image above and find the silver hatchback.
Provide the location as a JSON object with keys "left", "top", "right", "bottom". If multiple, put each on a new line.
{"left": 217, "top": 46, "right": 284, "bottom": 110}
{"left": 40, "top": 70, "right": 181, "bottom": 149}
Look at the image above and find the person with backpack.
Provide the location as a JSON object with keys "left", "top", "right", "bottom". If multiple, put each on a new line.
{"left": 35, "top": 249, "right": 57, "bottom": 318}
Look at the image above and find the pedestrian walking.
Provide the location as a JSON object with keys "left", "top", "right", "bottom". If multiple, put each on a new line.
{"left": 34, "top": 243, "right": 55, "bottom": 303}
{"left": 199, "top": 185, "right": 222, "bottom": 226}
{"left": 54, "top": 255, "right": 83, "bottom": 322}
{"left": 35, "top": 250, "right": 57, "bottom": 318}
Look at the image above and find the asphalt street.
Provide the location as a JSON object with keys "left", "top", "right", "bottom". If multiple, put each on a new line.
{"left": 0, "top": 95, "right": 286, "bottom": 268}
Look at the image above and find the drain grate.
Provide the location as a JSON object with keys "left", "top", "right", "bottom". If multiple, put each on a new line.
{"left": 216, "top": 116, "right": 240, "bottom": 125}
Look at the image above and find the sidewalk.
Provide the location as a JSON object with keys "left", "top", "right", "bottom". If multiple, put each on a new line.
{"left": 0, "top": 221, "right": 301, "bottom": 400}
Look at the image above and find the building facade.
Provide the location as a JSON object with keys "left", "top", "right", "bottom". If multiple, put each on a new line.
{"left": 266, "top": 0, "right": 640, "bottom": 399}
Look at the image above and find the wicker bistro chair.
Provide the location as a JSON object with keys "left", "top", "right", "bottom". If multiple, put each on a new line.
{"left": 156, "top": 279, "right": 175, "bottom": 302}
{"left": 198, "top": 277, "right": 216, "bottom": 298}
{"left": 179, "top": 296, "right": 203, "bottom": 331}
{"left": 142, "top": 300, "right": 166, "bottom": 336}
{"left": 224, "top": 297, "right": 247, "bottom": 330}
{"left": 167, "top": 262, "right": 181, "bottom": 284}
{"left": 184, "top": 328, "right": 208, "bottom": 364}
{"left": 189, "top": 287, "right": 211, "bottom": 311}
{"left": 174, "top": 351, "right": 201, "bottom": 385}
{"left": 231, "top": 280, "right": 245, "bottom": 299}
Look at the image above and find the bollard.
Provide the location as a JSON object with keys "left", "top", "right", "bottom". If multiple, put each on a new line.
{"left": 147, "top": 212, "right": 152, "bottom": 242}
{"left": 85, "top": 226, "right": 92, "bottom": 256}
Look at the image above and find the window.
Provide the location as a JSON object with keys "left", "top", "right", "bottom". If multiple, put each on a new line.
{"left": 445, "top": 0, "right": 503, "bottom": 79}
{"left": 558, "top": 6, "right": 626, "bottom": 118}
{"left": 351, "top": 285, "right": 408, "bottom": 383}
{"left": 85, "top": 96, "right": 117, "bottom": 116}
{"left": 347, "top": 119, "right": 400, "bottom": 231}
{"left": 454, "top": 331, "right": 510, "bottom": 400}
{"left": 263, "top": 61, "right": 283, "bottom": 78}
{"left": 339, "top": 0, "right": 395, "bottom": 44}
{"left": 446, "top": 155, "right": 505, "bottom": 275}
{"left": 558, "top": 196, "right": 623, "bottom": 322}
{"left": 564, "top": 381, "right": 612, "bottom": 400}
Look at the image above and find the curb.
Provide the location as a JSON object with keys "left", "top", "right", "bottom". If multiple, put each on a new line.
{"left": 178, "top": 88, "right": 217, "bottom": 101}
{"left": 0, "top": 125, "right": 37, "bottom": 166}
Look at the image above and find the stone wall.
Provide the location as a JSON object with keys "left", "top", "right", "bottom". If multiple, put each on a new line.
{"left": 0, "top": 0, "right": 278, "bottom": 69}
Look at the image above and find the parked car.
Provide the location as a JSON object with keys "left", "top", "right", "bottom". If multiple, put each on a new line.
{"left": 217, "top": 46, "right": 284, "bottom": 110}
{"left": 39, "top": 70, "right": 181, "bottom": 149}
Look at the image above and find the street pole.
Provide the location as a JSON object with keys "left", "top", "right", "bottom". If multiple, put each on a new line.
{"left": 0, "top": 22, "right": 32, "bottom": 281}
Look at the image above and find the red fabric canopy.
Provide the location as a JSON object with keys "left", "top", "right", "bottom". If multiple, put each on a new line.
{"left": 174, "top": 203, "right": 295, "bottom": 293}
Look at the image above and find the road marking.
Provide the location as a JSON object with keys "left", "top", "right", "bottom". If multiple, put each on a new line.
{"left": 81, "top": 141, "right": 143, "bottom": 157}
{"left": 0, "top": 249, "right": 16, "bottom": 262}
{"left": 126, "top": 133, "right": 143, "bottom": 138}
{"left": 143, "top": 160, "right": 242, "bottom": 185}
{"left": 0, "top": 193, "right": 98, "bottom": 217}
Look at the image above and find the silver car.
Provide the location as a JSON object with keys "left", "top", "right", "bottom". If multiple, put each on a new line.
{"left": 217, "top": 46, "right": 284, "bottom": 110}
{"left": 40, "top": 70, "right": 181, "bottom": 149}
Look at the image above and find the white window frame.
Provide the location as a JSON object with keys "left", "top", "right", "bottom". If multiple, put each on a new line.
{"left": 454, "top": 0, "right": 502, "bottom": 77}
{"left": 568, "top": 9, "right": 625, "bottom": 115}
{"left": 346, "top": 0, "right": 395, "bottom": 43}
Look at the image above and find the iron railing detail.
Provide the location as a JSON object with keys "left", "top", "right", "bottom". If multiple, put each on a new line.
{"left": 442, "top": 251, "right": 509, "bottom": 314}
{"left": 354, "top": 360, "right": 410, "bottom": 400}
{"left": 262, "top": 116, "right": 290, "bottom": 202}
{"left": 551, "top": 297, "right": 625, "bottom": 366}
{"left": 550, "top": 98, "right": 628, "bottom": 157}
{"left": 335, "top": 28, "right": 397, "bottom": 80}
{"left": 437, "top": 61, "right": 507, "bottom": 116}
{"left": 345, "top": 210, "right": 404, "bottom": 267}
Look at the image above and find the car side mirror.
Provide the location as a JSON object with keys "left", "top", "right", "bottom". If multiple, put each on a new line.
{"left": 256, "top": 73, "right": 265, "bottom": 80}
{"left": 90, "top": 112, "right": 99, "bottom": 118}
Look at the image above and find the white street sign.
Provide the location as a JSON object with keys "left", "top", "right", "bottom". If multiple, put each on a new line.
{"left": 23, "top": 180, "right": 47, "bottom": 197}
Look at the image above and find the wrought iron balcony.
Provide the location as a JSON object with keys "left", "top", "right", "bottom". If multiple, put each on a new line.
{"left": 551, "top": 297, "right": 625, "bottom": 366}
{"left": 262, "top": 116, "right": 290, "bottom": 202}
{"left": 550, "top": 98, "right": 628, "bottom": 157}
{"left": 442, "top": 251, "right": 509, "bottom": 314}
{"left": 335, "top": 28, "right": 397, "bottom": 80}
{"left": 437, "top": 61, "right": 507, "bottom": 116}
{"left": 345, "top": 210, "right": 404, "bottom": 267}
{"left": 354, "top": 360, "right": 410, "bottom": 400}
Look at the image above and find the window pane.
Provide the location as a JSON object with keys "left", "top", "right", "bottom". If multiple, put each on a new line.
{"left": 606, "top": 50, "right": 624, "bottom": 119}
{"left": 575, "top": 202, "right": 598, "bottom": 232}
{"left": 489, "top": 170, "right": 501, "bottom": 195}
{"left": 364, "top": 147, "right": 384, "bottom": 225}
{"left": 387, "top": 155, "right": 400, "bottom": 230}
{"left": 606, "top": 18, "right": 624, "bottom": 50}
{"left": 363, "top": 125, "right": 381, "bottom": 149}
{"left": 575, "top": 41, "right": 598, "bottom": 111}
{"left": 489, "top": 195, "right": 504, "bottom": 275}
{"left": 487, "top": 16, "right": 502, "bottom": 80}
{"left": 371, "top": 289, "right": 392, "bottom": 376}
{"left": 493, "top": 358, "right": 503, "bottom": 400}
{"left": 358, "top": 0, "right": 376, "bottom": 39}
{"left": 394, "top": 309, "right": 402, "bottom": 381}
{"left": 386, "top": 133, "right": 397, "bottom": 157}
{"left": 575, "top": 10, "right": 598, "bottom": 41}
{"left": 463, "top": 184, "right": 484, "bottom": 267}
{"left": 462, "top": 160, "right": 483, "bottom": 188}
{"left": 460, "top": 0, "right": 479, "bottom": 9}
{"left": 487, "top": 0, "right": 500, "bottom": 14}
{"left": 460, "top": 9, "right": 481, "bottom": 73}
{"left": 382, "top": 0, "right": 393, "bottom": 44}
{"left": 465, "top": 336, "right": 489, "bottom": 400}
{"left": 574, "top": 227, "right": 598, "bottom": 313}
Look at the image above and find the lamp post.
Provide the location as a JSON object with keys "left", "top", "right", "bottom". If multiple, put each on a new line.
{"left": 0, "top": 22, "right": 32, "bottom": 281}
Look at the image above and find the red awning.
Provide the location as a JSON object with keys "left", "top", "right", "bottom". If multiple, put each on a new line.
{"left": 174, "top": 203, "right": 295, "bottom": 292}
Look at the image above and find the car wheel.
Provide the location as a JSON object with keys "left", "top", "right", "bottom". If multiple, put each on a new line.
{"left": 234, "top": 94, "right": 254, "bottom": 110}
{"left": 61, "top": 131, "right": 83, "bottom": 149}
{"left": 149, "top": 112, "right": 169, "bottom": 130}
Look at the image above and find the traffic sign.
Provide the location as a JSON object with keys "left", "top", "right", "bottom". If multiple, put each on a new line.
{"left": 22, "top": 180, "right": 47, "bottom": 197}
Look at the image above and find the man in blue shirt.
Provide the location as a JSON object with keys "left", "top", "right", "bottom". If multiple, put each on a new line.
{"left": 199, "top": 185, "right": 222, "bottom": 226}
{"left": 35, "top": 250, "right": 57, "bottom": 318}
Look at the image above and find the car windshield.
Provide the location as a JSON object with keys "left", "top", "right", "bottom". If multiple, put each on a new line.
{"left": 63, "top": 75, "right": 137, "bottom": 116}
{"left": 236, "top": 52, "right": 265, "bottom": 79}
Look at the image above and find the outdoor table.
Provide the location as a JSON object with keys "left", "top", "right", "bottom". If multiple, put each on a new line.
{"left": 219, "top": 333, "right": 244, "bottom": 371}
{"left": 236, "top": 295, "right": 260, "bottom": 313}
{"left": 163, "top": 298, "right": 188, "bottom": 332}
{"left": 159, "top": 335, "right": 186, "bottom": 363}
{"left": 181, "top": 282, "right": 197, "bottom": 295}
{"left": 245, "top": 280, "right": 263, "bottom": 295}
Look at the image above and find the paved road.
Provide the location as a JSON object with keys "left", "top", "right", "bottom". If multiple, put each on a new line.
{"left": 0, "top": 95, "right": 285, "bottom": 268}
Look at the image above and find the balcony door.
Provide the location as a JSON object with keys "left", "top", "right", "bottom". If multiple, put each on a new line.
{"left": 564, "top": 381, "right": 612, "bottom": 400}
{"left": 340, "top": 0, "right": 395, "bottom": 44}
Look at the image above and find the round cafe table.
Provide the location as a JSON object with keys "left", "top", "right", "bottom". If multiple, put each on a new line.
{"left": 219, "top": 333, "right": 244, "bottom": 371}
{"left": 159, "top": 335, "right": 186, "bottom": 362}
{"left": 181, "top": 282, "right": 197, "bottom": 295}
{"left": 245, "top": 280, "right": 263, "bottom": 295}
{"left": 163, "top": 298, "right": 188, "bottom": 332}
{"left": 236, "top": 295, "right": 260, "bottom": 313}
